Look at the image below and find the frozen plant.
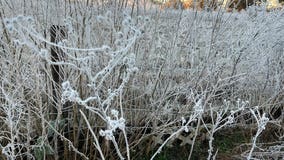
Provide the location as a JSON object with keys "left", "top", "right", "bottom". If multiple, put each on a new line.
{"left": 3, "top": 10, "right": 141, "bottom": 159}
{"left": 150, "top": 97, "right": 204, "bottom": 160}
{"left": 57, "top": 12, "right": 141, "bottom": 160}
{"left": 1, "top": 1, "right": 283, "bottom": 159}
{"left": 246, "top": 107, "right": 269, "bottom": 160}
{"left": 206, "top": 99, "right": 248, "bottom": 160}
{"left": 0, "top": 81, "right": 31, "bottom": 159}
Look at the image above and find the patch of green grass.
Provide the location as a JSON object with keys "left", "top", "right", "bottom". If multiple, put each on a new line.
{"left": 136, "top": 128, "right": 254, "bottom": 160}
{"left": 137, "top": 141, "right": 208, "bottom": 160}
{"left": 137, "top": 145, "right": 191, "bottom": 160}
{"left": 213, "top": 129, "right": 249, "bottom": 153}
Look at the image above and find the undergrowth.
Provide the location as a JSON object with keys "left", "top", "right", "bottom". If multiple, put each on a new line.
{"left": 0, "top": 0, "right": 283, "bottom": 159}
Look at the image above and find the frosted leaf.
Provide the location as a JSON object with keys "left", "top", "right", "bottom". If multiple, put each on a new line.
{"left": 259, "top": 113, "right": 269, "bottom": 130}
{"left": 227, "top": 115, "right": 234, "bottom": 124}
{"left": 106, "top": 116, "right": 111, "bottom": 122}
{"left": 61, "top": 81, "right": 79, "bottom": 103}
{"left": 99, "top": 130, "right": 106, "bottom": 136}
{"left": 193, "top": 99, "right": 203, "bottom": 114}
{"left": 118, "top": 118, "right": 125, "bottom": 130}
{"left": 183, "top": 126, "right": 189, "bottom": 133}
{"left": 109, "top": 120, "right": 117, "bottom": 128}
{"left": 39, "top": 49, "right": 49, "bottom": 59}
{"left": 102, "top": 45, "right": 111, "bottom": 52}
{"left": 62, "top": 81, "right": 71, "bottom": 90}
{"left": 111, "top": 109, "right": 119, "bottom": 117}
{"left": 100, "top": 130, "right": 113, "bottom": 141}
{"left": 62, "top": 90, "right": 79, "bottom": 103}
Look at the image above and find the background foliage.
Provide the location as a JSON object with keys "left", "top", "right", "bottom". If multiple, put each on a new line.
{"left": 0, "top": 0, "right": 283, "bottom": 159}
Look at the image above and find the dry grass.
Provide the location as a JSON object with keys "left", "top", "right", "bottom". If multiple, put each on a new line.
{"left": 0, "top": 0, "right": 283, "bottom": 159}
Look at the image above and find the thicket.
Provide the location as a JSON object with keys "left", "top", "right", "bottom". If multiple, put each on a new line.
{"left": 0, "top": 0, "right": 283, "bottom": 159}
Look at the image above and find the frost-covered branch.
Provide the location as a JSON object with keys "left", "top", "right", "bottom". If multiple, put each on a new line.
{"left": 246, "top": 108, "right": 269, "bottom": 160}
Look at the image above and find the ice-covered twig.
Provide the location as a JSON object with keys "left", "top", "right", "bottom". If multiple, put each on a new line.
{"left": 207, "top": 99, "right": 247, "bottom": 160}
{"left": 247, "top": 108, "right": 269, "bottom": 160}
{"left": 151, "top": 98, "right": 204, "bottom": 160}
